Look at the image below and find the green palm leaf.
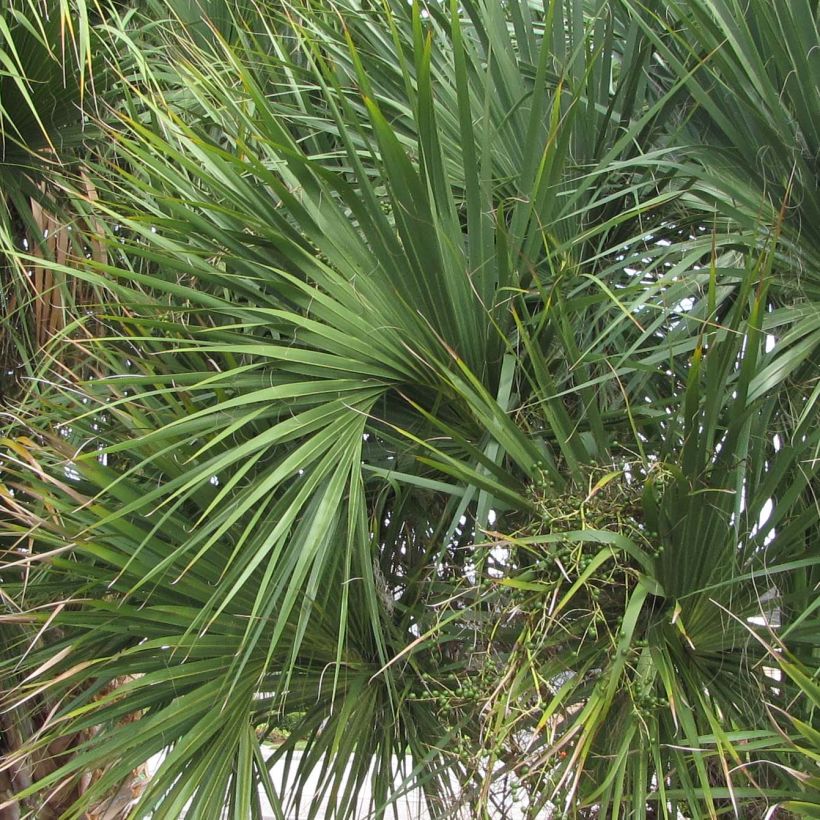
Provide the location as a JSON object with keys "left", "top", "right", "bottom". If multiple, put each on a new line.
{"left": 1, "top": 1, "right": 817, "bottom": 817}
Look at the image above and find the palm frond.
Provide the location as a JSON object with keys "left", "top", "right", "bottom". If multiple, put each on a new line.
{"left": 1, "top": 1, "right": 817, "bottom": 817}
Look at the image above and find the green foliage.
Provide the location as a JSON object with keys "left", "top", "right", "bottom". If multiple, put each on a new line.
{"left": 0, "top": 0, "right": 115, "bottom": 401}
{"left": 1, "top": 0, "right": 818, "bottom": 818}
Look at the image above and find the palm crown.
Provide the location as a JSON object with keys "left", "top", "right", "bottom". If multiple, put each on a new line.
{"left": 1, "top": 1, "right": 818, "bottom": 818}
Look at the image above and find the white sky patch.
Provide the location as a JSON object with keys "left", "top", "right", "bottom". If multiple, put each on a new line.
{"left": 758, "top": 498, "right": 773, "bottom": 530}
{"left": 490, "top": 545, "right": 508, "bottom": 574}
